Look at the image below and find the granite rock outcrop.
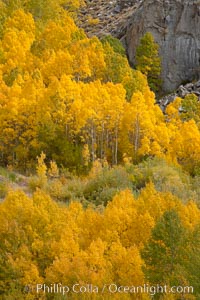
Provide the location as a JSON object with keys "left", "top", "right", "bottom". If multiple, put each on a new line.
{"left": 78, "top": 0, "right": 200, "bottom": 93}
{"left": 125, "top": 0, "right": 200, "bottom": 92}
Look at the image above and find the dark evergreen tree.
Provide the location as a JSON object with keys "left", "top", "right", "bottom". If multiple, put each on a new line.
{"left": 136, "top": 32, "right": 161, "bottom": 93}
{"left": 142, "top": 209, "right": 191, "bottom": 299}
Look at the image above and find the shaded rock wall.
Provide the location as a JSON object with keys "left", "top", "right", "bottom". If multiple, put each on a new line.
{"left": 125, "top": 0, "right": 200, "bottom": 93}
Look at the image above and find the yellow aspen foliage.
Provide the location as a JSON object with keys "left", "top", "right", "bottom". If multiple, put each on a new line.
{"left": 47, "top": 239, "right": 110, "bottom": 291}
{"left": 36, "top": 152, "right": 47, "bottom": 186}
{"left": 70, "top": 37, "right": 105, "bottom": 81}
{"left": 102, "top": 40, "right": 131, "bottom": 84}
{"left": 120, "top": 88, "right": 179, "bottom": 163}
{"left": 64, "top": 80, "right": 126, "bottom": 163}
{"left": 40, "top": 16, "right": 79, "bottom": 51}
{"left": 64, "top": 0, "right": 85, "bottom": 11}
{"left": 1, "top": 9, "right": 35, "bottom": 72}
{"left": 162, "top": 294, "right": 195, "bottom": 300}
{"left": 137, "top": 182, "right": 181, "bottom": 221}
{"left": 71, "top": 40, "right": 92, "bottom": 80}
{"left": 70, "top": 208, "right": 103, "bottom": 250}
{"left": 150, "top": 140, "right": 162, "bottom": 156}
{"left": 165, "top": 97, "right": 182, "bottom": 124}
{"left": 4, "top": 9, "right": 35, "bottom": 39}
{"left": 82, "top": 144, "right": 90, "bottom": 166}
{"left": 8, "top": 252, "right": 42, "bottom": 286}
{"left": 152, "top": 123, "right": 171, "bottom": 160}
{"left": 86, "top": 37, "right": 106, "bottom": 80}
{"left": 0, "top": 1, "right": 193, "bottom": 170}
{"left": 106, "top": 241, "right": 145, "bottom": 287}
{"left": 171, "top": 120, "right": 200, "bottom": 173}
{"left": 1, "top": 0, "right": 198, "bottom": 173}
{"left": 103, "top": 189, "right": 137, "bottom": 246}
{"left": 122, "top": 69, "right": 150, "bottom": 101}
{"left": 179, "top": 200, "right": 200, "bottom": 230}
{"left": 41, "top": 49, "right": 73, "bottom": 82}
{"left": 2, "top": 1, "right": 200, "bottom": 297}
{"left": 1, "top": 184, "right": 200, "bottom": 298}
{"left": 89, "top": 160, "right": 103, "bottom": 178}
{"left": 67, "top": 81, "right": 92, "bottom": 133}
{"left": 0, "top": 190, "right": 68, "bottom": 295}
{"left": 0, "top": 70, "right": 43, "bottom": 166}
{"left": 120, "top": 92, "right": 157, "bottom": 161}
{"left": 47, "top": 205, "right": 83, "bottom": 260}
{"left": 48, "top": 160, "right": 59, "bottom": 178}
{"left": 81, "top": 238, "right": 111, "bottom": 284}
{"left": 103, "top": 189, "right": 154, "bottom": 248}
{"left": 122, "top": 153, "right": 132, "bottom": 165}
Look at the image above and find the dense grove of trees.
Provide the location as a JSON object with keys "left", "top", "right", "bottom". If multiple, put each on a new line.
{"left": 1, "top": 180, "right": 200, "bottom": 299}
{"left": 1, "top": 1, "right": 200, "bottom": 299}
{"left": 0, "top": 0, "right": 200, "bottom": 174}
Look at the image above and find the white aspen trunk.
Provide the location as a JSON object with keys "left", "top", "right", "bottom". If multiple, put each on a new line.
{"left": 100, "top": 122, "right": 104, "bottom": 160}
{"left": 91, "top": 121, "right": 96, "bottom": 162}
{"left": 134, "top": 113, "right": 140, "bottom": 159}
{"left": 114, "top": 125, "right": 118, "bottom": 165}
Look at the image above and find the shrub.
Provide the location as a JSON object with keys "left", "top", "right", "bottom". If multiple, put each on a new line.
{"left": 126, "top": 158, "right": 198, "bottom": 203}
{"left": 83, "top": 166, "right": 132, "bottom": 206}
{"left": 0, "top": 181, "right": 8, "bottom": 199}
{"left": 88, "top": 16, "right": 99, "bottom": 25}
{"left": 28, "top": 176, "right": 44, "bottom": 192}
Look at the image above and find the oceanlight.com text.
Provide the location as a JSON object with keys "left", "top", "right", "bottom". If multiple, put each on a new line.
{"left": 25, "top": 283, "right": 194, "bottom": 296}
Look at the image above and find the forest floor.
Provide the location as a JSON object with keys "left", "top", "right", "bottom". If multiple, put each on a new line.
{"left": 0, "top": 168, "right": 30, "bottom": 201}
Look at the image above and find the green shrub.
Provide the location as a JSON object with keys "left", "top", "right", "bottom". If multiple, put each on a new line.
{"left": 101, "top": 35, "right": 126, "bottom": 56}
{"left": 83, "top": 166, "right": 132, "bottom": 206}
{"left": 0, "top": 181, "right": 8, "bottom": 199}
{"left": 126, "top": 158, "right": 198, "bottom": 203}
{"left": 28, "top": 176, "right": 44, "bottom": 192}
{"left": 61, "top": 178, "right": 85, "bottom": 202}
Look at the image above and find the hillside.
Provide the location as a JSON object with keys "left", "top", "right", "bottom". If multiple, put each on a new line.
{"left": 1, "top": 1, "right": 200, "bottom": 299}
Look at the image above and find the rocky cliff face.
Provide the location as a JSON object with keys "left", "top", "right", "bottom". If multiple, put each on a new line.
{"left": 78, "top": 0, "right": 200, "bottom": 93}
{"left": 125, "top": 0, "right": 200, "bottom": 93}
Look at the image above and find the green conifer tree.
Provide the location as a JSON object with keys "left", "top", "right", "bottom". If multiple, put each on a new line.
{"left": 136, "top": 32, "right": 161, "bottom": 93}
{"left": 142, "top": 210, "right": 190, "bottom": 299}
